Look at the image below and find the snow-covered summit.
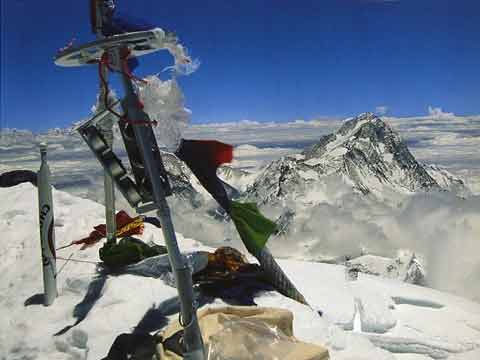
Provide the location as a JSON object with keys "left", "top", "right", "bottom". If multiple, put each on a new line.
{"left": 1, "top": 184, "right": 480, "bottom": 360}
{"left": 245, "top": 113, "right": 467, "bottom": 205}
{"left": 304, "top": 112, "right": 438, "bottom": 193}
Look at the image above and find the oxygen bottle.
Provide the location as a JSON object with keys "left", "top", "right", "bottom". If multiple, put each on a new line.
{"left": 38, "top": 143, "right": 57, "bottom": 306}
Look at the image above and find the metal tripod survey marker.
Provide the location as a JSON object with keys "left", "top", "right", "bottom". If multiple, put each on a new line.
{"left": 55, "top": 1, "right": 206, "bottom": 358}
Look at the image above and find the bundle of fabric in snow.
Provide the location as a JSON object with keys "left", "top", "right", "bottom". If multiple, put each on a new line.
{"left": 119, "top": 246, "right": 266, "bottom": 288}
{"left": 155, "top": 306, "right": 330, "bottom": 360}
{"left": 193, "top": 247, "right": 261, "bottom": 283}
{"left": 193, "top": 247, "right": 275, "bottom": 306}
{"left": 102, "top": 306, "right": 330, "bottom": 360}
{"left": 122, "top": 251, "right": 209, "bottom": 283}
{"left": 100, "top": 236, "right": 167, "bottom": 269}
{"left": 116, "top": 246, "right": 295, "bottom": 308}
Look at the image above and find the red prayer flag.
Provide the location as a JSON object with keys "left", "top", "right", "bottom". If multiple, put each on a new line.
{"left": 176, "top": 139, "right": 233, "bottom": 212}
{"left": 72, "top": 211, "right": 144, "bottom": 249}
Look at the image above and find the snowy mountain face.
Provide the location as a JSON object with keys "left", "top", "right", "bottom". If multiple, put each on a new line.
{"left": 239, "top": 113, "right": 473, "bottom": 288}
{"left": 161, "top": 152, "right": 203, "bottom": 207}
{"left": 161, "top": 154, "right": 256, "bottom": 209}
{"left": 245, "top": 113, "right": 467, "bottom": 206}
{"left": 217, "top": 165, "right": 256, "bottom": 193}
{"left": 137, "top": 151, "right": 228, "bottom": 210}
{"left": 424, "top": 164, "right": 471, "bottom": 198}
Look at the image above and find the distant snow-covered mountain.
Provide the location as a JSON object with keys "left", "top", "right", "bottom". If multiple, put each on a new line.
{"left": 217, "top": 164, "right": 257, "bottom": 192}
{"left": 347, "top": 253, "right": 427, "bottom": 286}
{"left": 161, "top": 152, "right": 204, "bottom": 207}
{"left": 245, "top": 113, "right": 468, "bottom": 206}
{"left": 160, "top": 153, "right": 251, "bottom": 208}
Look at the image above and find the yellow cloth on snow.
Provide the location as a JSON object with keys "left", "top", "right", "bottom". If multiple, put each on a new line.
{"left": 155, "top": 306, "right": 330, "bottom": 360}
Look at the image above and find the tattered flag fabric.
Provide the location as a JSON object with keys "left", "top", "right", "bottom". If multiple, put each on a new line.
{"left": 101, "top": 13, "right": 154, "bottom": 37}
{"left": 175, "top": 139, "right": 233, "bottom": 212}
{"left": 73, "top": 211, "right": 144, "bottom": 249}
{"left": 174, "top": 140, "right": 276, "bottom": 254}
{"left": 90, "top": 0, "right": 154, "bottom": 37}
{"left": 256, "top": 247, "right": 308, "bottom": 306}
{"left": 230, "top": 204, "right": 310, "bottom": 306}
{"left": 230, "top": 202, "right": 277, "bottom": 256}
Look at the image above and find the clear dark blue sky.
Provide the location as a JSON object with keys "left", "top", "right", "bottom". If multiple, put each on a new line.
{"left": 1, "top": 0, "right": 479, "bottom": 131}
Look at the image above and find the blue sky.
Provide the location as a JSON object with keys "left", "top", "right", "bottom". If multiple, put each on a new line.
{"left": 1, "top": 0, "right": 479, "bottom": 131}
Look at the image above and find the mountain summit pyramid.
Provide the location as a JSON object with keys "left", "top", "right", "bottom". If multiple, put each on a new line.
{"left": 246, "top": 113, "right": 467, "bottom": 204}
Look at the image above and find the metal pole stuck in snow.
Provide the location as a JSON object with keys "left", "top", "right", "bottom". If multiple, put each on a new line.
{"left": 93, "top": 0, "right": 117, "bottom": 245}
{"left": 118, "top": 60, "right": 206, "bottom": 359}
{"left": 98, "top": 64, "right": 117, "bottom": 245}
{"left": 38, "top": 143, "right": 58, "bottom": 306}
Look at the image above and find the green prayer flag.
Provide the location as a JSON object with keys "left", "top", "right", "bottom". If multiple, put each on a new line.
{"left": 230, "top": 201, "right": 277, "bottom": 255}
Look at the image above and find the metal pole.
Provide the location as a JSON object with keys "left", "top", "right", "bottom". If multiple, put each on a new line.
{"left": 119, "top": 67, "right": 205, "bottom": 359}
{"left": 93, "top": 0, "right": 117, "bottom": 244}
{"left": 97, "top": 64, "right": 117, "bottom": 244}
{"left": 38, "top": 143, "right": 57, "bottom": 306}
{"left": 104, "top": 166, "right": 116, "bottom": 243}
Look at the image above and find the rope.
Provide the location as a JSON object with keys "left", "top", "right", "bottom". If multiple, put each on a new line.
{"left": 98, "top": 53, "right": 124, "bottom": 119}
{"left": 56, "top": 243, "right": 75, "bottom": 251}
{"left": 98, "top": 51, "right": 157, "bottom": 127}
{"left": 120, "top": 49, "right": 148, "bottom": 84}
{"left": 55, "top": 252, "right": 75, "bottom": 277}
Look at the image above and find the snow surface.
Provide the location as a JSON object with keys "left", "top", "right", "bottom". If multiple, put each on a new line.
{"left": 1, "top": 184, "right": 480, "bottom": 359}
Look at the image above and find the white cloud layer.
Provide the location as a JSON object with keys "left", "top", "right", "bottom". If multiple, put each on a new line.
{"left": 428, "top": 105, "right": 455, "bottom": 119}
{"left": 375, "top": 106, "right": 389, "bottom": 115}
{"left": 263, "top": 183, "right": 480, "bottom": 302}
